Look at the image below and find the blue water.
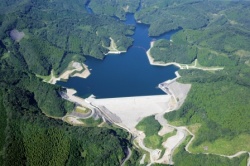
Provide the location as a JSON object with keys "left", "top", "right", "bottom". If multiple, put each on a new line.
{"left": 57, "top": 14, "right": 179, "bottom": 98}
{"left": 85, "top": 0, "right": 93, "bottom": 14}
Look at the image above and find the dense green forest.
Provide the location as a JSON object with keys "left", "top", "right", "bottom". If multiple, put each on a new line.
{"left": 0, "top": 36, "right": 139, "bottom": 165}
{"left": 0, "top": 0, "right": 134, "bottom": 76}
{"left": 135, "top": 0, "right": 248, "bottom": 37}
{"left": 0, "top": 0, "right": 140, "bottom": 165}
{"left": 172, "top": 136, "right": 248, "bottom": 166}
{"left": 174, "top": 147, "right": 248, "bottom": 166}
{"left": 150, "top": 39, "right": 197, "bottom": 64}
{"left": 165, "top": 66, "right": 250, "bottom": 154}
{"left": 88, "top": 0, "right": 140, "bottom": 20}
{"left": 148, "top": 1, "right": 250, "bottom": 65}
{"left": 135, "top": 0, "right": 250, "bottom": 161}
{"left": 148, "top": 0, "right": 250, "bottom": 155}
{"left": 1, "top": 0, "right": 250, "bottom": 165}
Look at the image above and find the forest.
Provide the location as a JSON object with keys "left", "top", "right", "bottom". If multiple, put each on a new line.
{"left": 148, "top": 1, "right": 250, "bottom": 67}
{"left": 134, "top": 0, "right": 250, "bottom": 37}
{"left": 0, "top": 0, "right": 135, "bottom": 76}
{"left": 172, "top": 136, "right": 248, "bottom": 166}
{"left": 146, "top": 0, "right": 250, "bottom": 155}
{"left": 88, "top": 0, "right": 140, "bottom": 20}
{"left": 0, "top": 0, "right": 140, "bottom": 165}
{"left": 165, "top": 66, "right": 250, "bottom": 154}
{"left": 1, "top": 0, "right": 250, "bottom": 165}
{"left": 0, "top": 38, "right": 138, "bottom": 166}
{"left": 150, "top": 39, "right": 197, "bottom": 64}
{"left": 139, "top": 0, "right": 250, "bottom": 162}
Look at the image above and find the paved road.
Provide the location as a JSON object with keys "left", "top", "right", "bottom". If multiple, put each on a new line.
{"left": 121, "top": 147, "right": 132, "bottom": 166}
{"left": 179, "top": 126, "right": 250, "bottom": 162}
{"left": 155, "top": 112, "right": 174, "bottom": 136}
{"left": 154, "top": 114, "right": 187, "bottom": 165}
{"left": 64, "top": 88, "right": 249, "bottom": 166}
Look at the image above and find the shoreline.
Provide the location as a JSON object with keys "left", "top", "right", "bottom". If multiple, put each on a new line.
{"left": 49, "top": 62, "right": 91, "bottom": 84}
{"left": 146, "top": 41, "right": 224, "bottom": 71}
{"left": 72, "top": 63, "right": 90, "bottom": 78}
{"left": 63, "top": 75, "right": 191, "bottom": 165}
{"left": 104, "top": 37, "right": 127, "bottom": 55}
{"left": 105, "top": 50, "right": 127, "bottom": 55}
{"left": 146, "top": 41, "right": 183, "bottom": 69}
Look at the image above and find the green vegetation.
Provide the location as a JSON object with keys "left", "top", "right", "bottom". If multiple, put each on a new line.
{"left": 0, "top": 0, "right": 250, "bottom": 165}
{"left": 19, "top": 37, "right": 64, "bottom": 75}
{"left": 135, "top": 0, "right": 212, "bottom": 36}
{"left": 149, "top": 25, "right": 250, "bottom": 67}
{"left": 162, "top": 129, "right": 177, "bottom": 142}
{"left": 146, "top": 2, "right": 250, "bottom": 156}
{"left": 0, "top": 46, "right": 133, "bottom": 165}
{"left": 132, "top": 142, "right": 151, "bottom": 165}
{"left": 3, "top": 111, "right": 130, "bottom": 165}
{"left": 136, "top": 116, "right": 178, "bottom": 151}
{"left": 80, "top": 117, "right": 102, "bottom": 127}
{"left": 0, "top": 91, "right": 7, "bottom": 165}
{"left": 142, "top": 1, "right": 250, "bottom": 160}
{"left": 89, "top": 0, "right": 140, "bottom": 20}
{"left": 136, "top": 116, "right": 177, "bottom": 152}
{"left": 0, "top": 40, "right": 7, "bottom": 55}
{"left": 189, "top": 134, "right": 250, "bottom": 155}
{"left": 165, "top": 67, "right": 250, "bottom": 154}
{"left": 0, "top": 1, "right": 140, "bottom": 164}
{"left": 0, "top": 0, "right": 135, "bottom": 76}
{"left": 56, "top": 54, "right": 86, "bottom": 76}
{"left": 0, "top": 48, "right": 74, "bottom": 117}
{"left": 150, "top": 39, "right": 197, "bottom": 64}
{"left": 136, "top": 115, "right": 162, "bottom": 149}
{"left": 21, "top": 123, "right": 70, "bottom": 165}
{"left": 123, "top": 148, "right": 142, "bottom": 166}
{"left": 173, "top": 136, "right": 248, "bottom": 166}
{"left": 135, "top": 1, "right": 248, "bottom": 37}
{"left": 142, "top": 1, "right": 250, "bottom": 67}
{"left": 75, "top": 106, "right": 90, "bottom": 114}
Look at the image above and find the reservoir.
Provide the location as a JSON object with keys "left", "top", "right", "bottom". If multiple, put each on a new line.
{"left": 57, "top": 14, "right": 179, "bottom": 98}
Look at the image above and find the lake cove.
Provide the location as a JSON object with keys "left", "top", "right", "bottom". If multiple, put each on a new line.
{"left": 57, "top": 14, "right": 179, "bottom": 98}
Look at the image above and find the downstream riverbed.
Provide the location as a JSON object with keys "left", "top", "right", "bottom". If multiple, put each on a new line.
{"left": 57, "top": 14, "right": 179, "bottom": 98}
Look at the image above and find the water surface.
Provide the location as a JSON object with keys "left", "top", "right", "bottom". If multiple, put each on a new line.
{"left": 57, "top": 14, "right": 179, "bottom": 98}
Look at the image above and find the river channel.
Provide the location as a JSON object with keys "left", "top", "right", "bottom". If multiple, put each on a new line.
{"left": 57, "top": 13, "right": 179, "bottom": 98}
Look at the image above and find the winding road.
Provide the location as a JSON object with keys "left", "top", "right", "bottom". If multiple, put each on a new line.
{"left": 63, "top": 87, "right": 249, "bottom": 166}
{"left": 121, "top": 147, "right": 132, "bottom": 166}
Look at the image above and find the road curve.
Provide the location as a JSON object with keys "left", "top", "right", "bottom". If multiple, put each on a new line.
{"left": 63, "top": 88, "right": 249, "bottom": 165}
{"left": 121, "top": 147, "right": 132, "bottom": 166}
{"left": 179, "top": 126, "right": 249, "bottom": 160}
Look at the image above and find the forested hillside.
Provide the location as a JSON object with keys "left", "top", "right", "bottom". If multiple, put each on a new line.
{"left": 135, "top": 0, "right": 242, "bottom": 36}
{"left": 1, "top": 0, "right": 250, "bottom": 165}
{"left": 173, "top": 136, "right": 248, "bottom": 166}
{"left": 145, "top": 0, "right": 250, "bottom": 159}
{"left": 0, "top": 35, "right": 136, "bottom": 165}
{"left": 150, "top": 39, "right": 197, "bottom": 64}
{"left": 0, "top": 0, "right": 138, "bottom": 165}
{"left": 0, "top": 0, "right": 134, "bottom": 76}
{"left": 146, "top": 1, "right": 250, "bottom": 66}
{"left": 88, "top": 0, "right": 140, "bottom": 20}
{"left": 144, "top": 0, "right": 250, "bottom": 158}
{"left": 166, "top": 67, "right": 250, "bottom": 153}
